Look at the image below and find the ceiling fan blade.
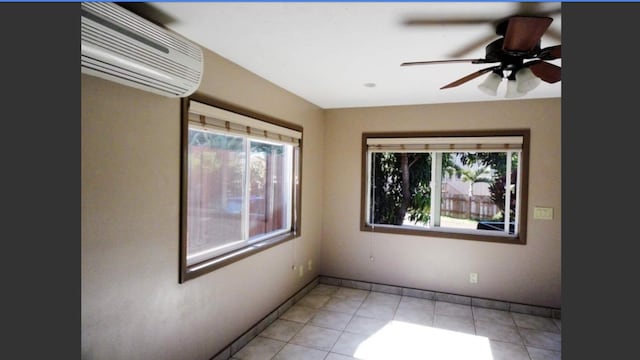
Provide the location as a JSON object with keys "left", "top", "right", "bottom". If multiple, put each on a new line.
{"left": 440, "top": 66, "right": 500, "bottom": 89}
{"left": 527, "top": 60, "right": 561, "bottom": 83}
{"left": 447, "top": 32, "right": 499, "bottom": 59}
{"left": 402, "top": 3, "right": 561, "bottom": 60}
{"left": 403, "top": 18, "right": 496, "bottom": 26}
{"left": 503, "top": 16, "right": 553, "bottom": 52}
{"left": 402, "top": 3, "right": 561, "bottom": 28}
{"left": 539, "top": 44, "right": 561, "bottom": 60}
{"left": 401, "top": 59, "right": 486, "bottom": 66}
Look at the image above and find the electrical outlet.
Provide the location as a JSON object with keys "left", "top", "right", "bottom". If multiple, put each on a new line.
{"left": 534, "top": 207, "right": 553, "bottom": 220}
{"left": 298, "top": 265, "right": 304, "bottom": 277}
{"left": 469, "top": 272, "right": 478, "bottom": 284}
{"left": 307, "top": 259, "right": 313, "bottom": 271}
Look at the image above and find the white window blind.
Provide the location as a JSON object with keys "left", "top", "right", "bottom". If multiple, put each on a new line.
{"left": 366, "top": 136, "right": 523, "bottom": 152}
{"left": 188, "top": 100, "right": 302, "bottom": 145}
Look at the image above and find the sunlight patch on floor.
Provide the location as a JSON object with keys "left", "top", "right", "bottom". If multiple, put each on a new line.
{"left": 353, "top": 320, "right": 493, "bottom": 360}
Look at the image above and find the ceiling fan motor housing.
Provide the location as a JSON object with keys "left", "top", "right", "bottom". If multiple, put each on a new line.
{"left": 485, "top": 38, "right": 539, "bottom": 76}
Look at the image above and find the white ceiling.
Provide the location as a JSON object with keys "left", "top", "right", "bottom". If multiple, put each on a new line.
{"left": 145, "top": 2, "right": 561, "bottom": 109}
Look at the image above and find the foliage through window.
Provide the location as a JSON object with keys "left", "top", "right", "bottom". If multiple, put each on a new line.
{"left": 181, "top": 98, "right": 302, "bottom": 282}
{"left": 361, "top": 130, "right": 529, "bottom": 244}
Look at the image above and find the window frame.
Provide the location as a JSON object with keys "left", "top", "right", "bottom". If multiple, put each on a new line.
{"left": 360, "top": 129, "right": 529, "bottom": 245}
{"left": 180, "top": 95, "right": 302, "bottom": 283}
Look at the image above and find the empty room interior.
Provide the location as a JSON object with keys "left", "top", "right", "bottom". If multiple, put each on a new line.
{"left": 81, "top": 2, "right": 561, "bottom": 360}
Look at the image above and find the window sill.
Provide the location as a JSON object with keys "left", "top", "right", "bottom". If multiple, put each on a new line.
{"left": 361, "top": 223, "right": 525, "bottom": 245}
{"left": 180, "top": 231, "right": 298, "bottom": 282}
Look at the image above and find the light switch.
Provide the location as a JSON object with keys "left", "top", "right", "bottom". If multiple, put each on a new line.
{"left": 534, "top": 207, "right": 553, "bottom": 220}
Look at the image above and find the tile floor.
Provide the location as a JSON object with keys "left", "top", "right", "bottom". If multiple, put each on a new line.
{"left": 231, "top": 283, "right": 561, "bottom": 360}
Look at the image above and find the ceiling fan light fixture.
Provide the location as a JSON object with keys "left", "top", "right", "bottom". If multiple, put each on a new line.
{"left": 505, "top": 79, "right": 526, "bottom": 98}
{"left": 515, "top": 67, "right": 541, "bottom": 93}
{"left": 477, "top": 72, "right": 502, "bottom": 96}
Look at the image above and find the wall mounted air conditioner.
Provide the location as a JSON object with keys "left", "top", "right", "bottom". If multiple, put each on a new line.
{"left": 81, "top": 2, "right": 203, "bottom": 98}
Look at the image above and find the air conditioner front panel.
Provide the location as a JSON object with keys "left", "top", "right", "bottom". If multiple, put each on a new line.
{"left": 81, "top": 2, "right": 203, "bottom": 98}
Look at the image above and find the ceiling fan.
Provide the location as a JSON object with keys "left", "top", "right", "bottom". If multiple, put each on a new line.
{"left": 403, "top": 2, "right": 561, "bottom": 59}
{"left": 401, "top": 15, "right": 561, "bottom": 97}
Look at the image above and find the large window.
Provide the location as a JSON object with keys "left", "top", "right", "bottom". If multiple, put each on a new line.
{"left": 180, "top": 97, "right": 302, "bottom": 282}
{"left": 361, "top": 130, "right": 529, "bottom": 244}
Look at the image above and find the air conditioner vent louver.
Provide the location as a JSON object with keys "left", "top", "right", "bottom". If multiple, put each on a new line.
{"left": 82, "top": 57, "right": 191, "bottom": 95}
{"left": 81, "top": 2, "right": 203, "bottom": 98}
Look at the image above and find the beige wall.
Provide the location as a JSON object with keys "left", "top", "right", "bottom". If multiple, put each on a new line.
{"left": 81, "top": 48, "right": 324, "bottom": 360}
{"left": 82, "top": 32, "right": 561, "bottom": 359}
{"left": 321, "top": 99, "right": 561, "bottom": 308}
